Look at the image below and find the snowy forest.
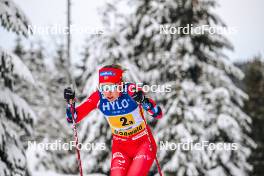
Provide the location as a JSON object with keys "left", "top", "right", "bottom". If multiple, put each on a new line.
{"left": 0, "top": 0, "right": 263, "bottom": 176}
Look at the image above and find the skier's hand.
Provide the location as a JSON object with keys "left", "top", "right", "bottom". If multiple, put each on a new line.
{"left": 131, "top": 90, "right": 145, "bottom": 103}
{"left": 132, "top": 90, "right": 162, "bottom": 119}
{"left": 132, "top": 90, "right": 154, "bottom": 110}
{"left": 64, "top": 87, "right": 75, "bottom": 103}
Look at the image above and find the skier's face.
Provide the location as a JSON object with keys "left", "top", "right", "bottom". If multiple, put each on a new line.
{"left": 100, "top": 83, "right": 121, "bottom": 102}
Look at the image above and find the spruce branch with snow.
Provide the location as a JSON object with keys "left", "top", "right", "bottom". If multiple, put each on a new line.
{"left": 0, "top": 0, "right": 36, "bottom": 175}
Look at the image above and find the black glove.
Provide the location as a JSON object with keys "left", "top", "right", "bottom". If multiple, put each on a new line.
{"left": 64, "top": 87, "right": 75, "bottom": 102}
{"left": 131, "top": 90, "right": 145, "bottom": 103}
{"left": 132, "top": 90, "right": 154, "bottom": 110}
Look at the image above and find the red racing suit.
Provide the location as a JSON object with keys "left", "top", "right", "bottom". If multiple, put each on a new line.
{"left": 75, "top": 83, "right": 162, "bottom": 176}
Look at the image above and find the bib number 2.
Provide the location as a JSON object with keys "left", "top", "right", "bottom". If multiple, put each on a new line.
{"left": 108, "top": 114, "right": 135, "bottom": 128}
{"left": 120, "top": 117, "right": 133, "bottom": 126}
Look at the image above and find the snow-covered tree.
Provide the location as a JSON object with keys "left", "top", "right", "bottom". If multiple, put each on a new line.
{"left": 233, "top": 57, "right": 264, "bottom": 176}
{"left": 0, "top": 1, "right": 35, "bottom": 175}
{"left": 77, "top": 0, "right": 256, "bottom": 175}
{"left": 38, "top": 42, "right": 77, "bottom": 174}
{"left": 16, "top": 40, "right": 79, "bottom": 174}
{"left": 0, "top": 0, "right": 31, "bottom": 36}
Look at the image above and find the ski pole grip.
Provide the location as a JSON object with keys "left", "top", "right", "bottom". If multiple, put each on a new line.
{"left": 64, "top": 87, "right": 75, "bottom": 103}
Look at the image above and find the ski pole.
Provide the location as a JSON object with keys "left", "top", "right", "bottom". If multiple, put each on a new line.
{"left": 140, "top": 107, "right": 163, "bottom": 176}
{"left": 70, "top": 100, "right": 83, "bottom": 176}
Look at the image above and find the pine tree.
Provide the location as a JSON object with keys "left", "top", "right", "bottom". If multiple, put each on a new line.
{"left": 13, "top": 40, "right": 50, "bottom": 138}
{"left": 23, "top": 41, "right": 78, "bottom": 174}
{"left": 235, "top": 56, "right": 264, "bottom": 176}
{"left": 0, "top": 0, "right": 35, "bottom": 175}
{"left": 12, "top": 36, "right": 80, "bottom": 174}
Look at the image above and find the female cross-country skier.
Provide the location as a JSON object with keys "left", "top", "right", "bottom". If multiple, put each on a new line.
{"left": 64, "top": 64, "right": 162, "bottom": 176}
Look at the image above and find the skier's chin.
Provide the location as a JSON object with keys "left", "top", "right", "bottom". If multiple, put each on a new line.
{"left": 107, "top": 97, "right": 116, "bottom": 102}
